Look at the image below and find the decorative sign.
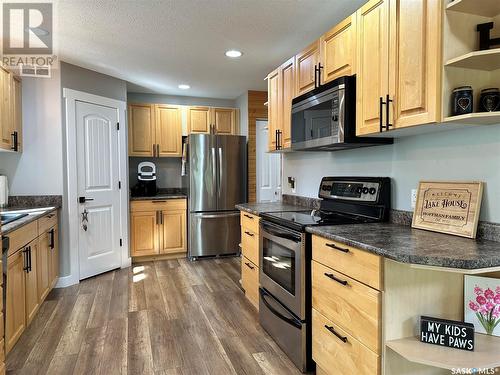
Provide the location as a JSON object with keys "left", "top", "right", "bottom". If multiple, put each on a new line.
{"left": 412, "top": 181, "right": 483, "bottom": 238}
{"left": 420, "top": 316, "right": 475, "bottom": 351}
{"left": 464, "top": 275, "right": 500, "bottom": 338}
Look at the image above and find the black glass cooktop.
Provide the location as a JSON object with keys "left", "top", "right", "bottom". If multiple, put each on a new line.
{"left": 260, "top": 210, "right": 372, "bottom": 231}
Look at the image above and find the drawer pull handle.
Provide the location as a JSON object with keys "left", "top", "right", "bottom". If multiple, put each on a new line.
{"left": 152, "top": 200, "right": 167, "bottom": 203}
{"left": 244, "top": 231, "right": 254, "bottom": 237}
{"left": 324, "top": 273, "right": 348, "bottom": 286}
{"left": 245, "top": 262, "right": 255, "bottom": 270}
{"left": 325, "top": 243, "right": 349, "bottom": 253}
{"left": 324, "top": 325, "right": 348, "bottom": 343}
{"left": 244, "top": 214, "right": 254, "bottom": 219}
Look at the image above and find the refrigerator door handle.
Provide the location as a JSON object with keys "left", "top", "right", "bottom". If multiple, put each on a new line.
{"left": 192, "top": 212, "right": 240, "bottom": 219}
{"left": 218, "top": 147, "right": 223, "bottom": 198}
{"left": 211, "top": 147, "right": 217, "bottom": 191}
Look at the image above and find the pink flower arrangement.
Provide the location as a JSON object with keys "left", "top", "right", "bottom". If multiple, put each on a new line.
{"left": 468, "top": 285, "right": 500, "bottom": 335}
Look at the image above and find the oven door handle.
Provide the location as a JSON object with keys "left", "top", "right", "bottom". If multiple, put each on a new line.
{"left": 259, "top": 289, "right": 302, "bottom": 329}
{"left": 261, "top": 223, "right": 301, "bottom": 243}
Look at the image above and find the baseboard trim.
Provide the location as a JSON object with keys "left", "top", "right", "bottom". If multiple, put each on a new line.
{"left": 55, "top": 274, "right": 79, "bottom": 288}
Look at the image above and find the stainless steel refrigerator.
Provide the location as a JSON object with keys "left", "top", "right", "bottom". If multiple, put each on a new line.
{"left": 187, "top": 134, "right": 247, "bottom": 259}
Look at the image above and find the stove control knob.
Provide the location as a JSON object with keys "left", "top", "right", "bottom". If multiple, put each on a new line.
{"left": 369, "top": 187, "right": 376, "bottom": 195}
{"left": 362, "top": 187, "right": 369, "bottom": 194}
{"left": 356, "top": 186, "right": 363, "bottom": 194}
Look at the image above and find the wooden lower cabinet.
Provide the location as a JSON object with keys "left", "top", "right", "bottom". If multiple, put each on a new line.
{"left": 240, "top": 212, "right": 260, "bottom": 310}
{"left": 312, "top": 309, "right": 380, "bottom": 375}
{"left": 6, "top": 250, "right": 26, "bottom": 353}
{"left": 5, "top": 211, "right": 59, "bottom": 354}
{"left": 24, "top": 239, "right": 40, "bottom": 325}
{"left": 130, "top": 199, "right": 187, "bottom": 258}
{"left": 241, "top": 256, "right": 259, "bottom": 310}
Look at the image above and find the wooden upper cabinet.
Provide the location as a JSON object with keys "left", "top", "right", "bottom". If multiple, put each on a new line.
{"left": 187, "top": 106, "right": 211, "bottom": 134}
{"left": 320, "top": 13, "right": 357, "bottom": 84}
{"left": 356, "top": 0, "right": 390, "bottom": 136}
{"left": 128, "top": 103, "right": 154, "bottom": 156}
{"left": 213, "top": 107, "right": 237, "bottom": 135}
{"left": 295, "top": 41, "right": 319, "bottom": 96}
{"left": 388, "top": 0, "right": 442, "bottom": 129}
{"left": 267, "top": 68, "right": 280, "bottom": 151}
{"left": 0, "top": 67, "right": 12, "bottom": 150}
{"left": 160, "top": 209, "right": 186, "bottom": 254}
{"left": 130, "top": 211, "right": 159, "bottom": 257}
{"left": 155, "top": 104, "right": 182, "bottom": 157}
{"left": 280, "top": 57, "right": 295, "bottom": 149}
{"left": 11, "top": 76, "right": 22, "bottom": 152}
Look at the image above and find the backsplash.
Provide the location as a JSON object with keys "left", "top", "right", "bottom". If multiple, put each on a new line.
{"left": 129, "top": 157, "right": 184, "bottom": 189}
{"left": 283, "top": 194, "right": 500, "bottom": 242}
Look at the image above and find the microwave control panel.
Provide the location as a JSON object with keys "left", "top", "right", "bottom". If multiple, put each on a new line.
{"left": 319, "top": 180, "right": 380, "bottom": 202}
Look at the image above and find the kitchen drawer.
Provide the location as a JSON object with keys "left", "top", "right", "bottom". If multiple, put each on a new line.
{"left": 38, "top": 211, "right": 57, "bottom": 233}
{"left": 240, "top": 212, "right": 260, "bottom": 234}
{"left": 130, "top": 199, "right": 187, "bottom": 212}
{"left": 312, "top": 235, "right": 382, "bottom": 290}
{"left": 241, "top": 228, "right": 259, "bottom": 266}
{"left": 312, "top": 260, "right": 381, "bottom": 353}
{"left": 241, "top": 256, "right": 259, "bottom": 310}
{"left": 7, "top": 220, "right": 38, "bottom": 257}
{"left": 312, "top": 309, "right": 380, "bottom": 375}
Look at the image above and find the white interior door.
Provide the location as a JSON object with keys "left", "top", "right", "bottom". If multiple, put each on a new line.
{"left": 76, "top": 101, "right": 121, "bottom": 280}
{"left": 256, "top": 120, "right": 281, "bottom": 203}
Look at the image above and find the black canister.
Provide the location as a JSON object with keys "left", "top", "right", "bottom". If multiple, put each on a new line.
{"left": 451, "top": 86, "right": 473, "bottom": 116}
{"left": 478, "top": 88, "right": 500, "bottom": 112}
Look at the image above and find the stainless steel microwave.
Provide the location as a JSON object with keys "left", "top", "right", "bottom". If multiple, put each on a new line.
{"left": 291, "top": 75, "right": 392, "bottom": 151}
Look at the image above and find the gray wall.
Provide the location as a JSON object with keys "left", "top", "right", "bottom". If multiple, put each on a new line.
{"left": 283, "top": 125, "right": 500, "bottom": 223}
{"left": 127, "top": 92, "right": 236, "bottom": 107}
{"left": 61, "top": 62, "right": 127, "bottom": 101}
{"left": 235, "top": 91, "right": 249, "bottom": 137}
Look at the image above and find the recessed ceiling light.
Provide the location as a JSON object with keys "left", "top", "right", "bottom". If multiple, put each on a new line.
{"left": 178, "top": 84, "right": 190, "bottom": 90}
{"left": 225, "top": 50, "right": 242, "bottom": 58}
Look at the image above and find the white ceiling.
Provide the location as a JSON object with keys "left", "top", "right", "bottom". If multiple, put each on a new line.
{"left": 56, "top": 0, "right": 366, "bottom": 99}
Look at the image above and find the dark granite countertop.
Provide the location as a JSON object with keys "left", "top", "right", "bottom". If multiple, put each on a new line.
{"left": 307, "top": 223, "right": 500, "bottom": 270}
{"left": 235, "top": 202, "right": 308, "bottom": 215}
{"left": 130, "top": 188, "right": 187, "bottom": 201}
{"left": 1, "top": 206, "right": 58, "bottom": 235}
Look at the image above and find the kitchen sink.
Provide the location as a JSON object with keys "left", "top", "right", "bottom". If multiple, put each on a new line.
{"left": 0, "top": 212, "right": 29, "bottom": 226}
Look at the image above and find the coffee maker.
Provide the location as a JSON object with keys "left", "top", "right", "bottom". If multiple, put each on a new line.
{"left": 131, "top": 161, "right": 158, "bottom": 197}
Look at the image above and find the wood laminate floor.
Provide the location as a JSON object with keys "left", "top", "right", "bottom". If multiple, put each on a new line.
{"left": 6, "top": 257, "right": 302, "bottom": 375}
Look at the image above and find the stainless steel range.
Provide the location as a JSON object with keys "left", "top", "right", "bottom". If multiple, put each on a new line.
{"left": 258, "top": 176, "right": 391, "bottom": 372}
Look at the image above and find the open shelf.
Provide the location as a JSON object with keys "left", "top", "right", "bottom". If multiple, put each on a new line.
{"left": 387, "top": 335, "right": 500, "bottom": 370}
{"left": 445, "top": 49, "right": 500, "bottom": 71}
{"left": 446, "top": 0, "right": 500, "bottom": 18}
{"left": 443, "top": 112, "right": 500, "bottom": 125}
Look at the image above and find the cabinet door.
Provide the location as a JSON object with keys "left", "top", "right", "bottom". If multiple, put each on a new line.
{"left": 25, "top": 239, "right": 39, "bottom": 325}
{"left": 160, "top": 209, "right": 186, "bottom": 254}
{"left": 11, "top": 76, "right": 22, "bottom": 152}
{"left": 320, "top": 13, "right": 357, "bottom": 84}
{"left": 130, "top": 211, "right": 159, "bottom": 257}
{"left": 156, "top": 104, "right": 182, "bottom": 157}
{"left": 187, "top": 106, "right": 211, "bottom": 134}
{"left": 356, "top": 0, "right": 390, "bottom": 136}
{"left": 0, "top": 67, "right": 12, "bottom": 150}
{"left": 389, "top": 0, "right": 442, "bottom": 128}
{"left": 49, "top": 225, "right": 59, "bottom": 288}
{"left": 280, "top": 58, "right": 294, "bottom": 149}
{"left": 37, "top": 229, "right": 51, "bottom": 302}
{"left": 6, "top": 250, "right": 26, "bottom": 353}
{"left": 128, "top": 103, "right": 154, "bottom": 156}
{"left": 295, "top": 41, "right": 319, "bottom": 96}
{"left": 212, "top": 108, "right": 236, "bottom": 135}
{"left": 267, "top": 68, "right": 280, "bottom": 152}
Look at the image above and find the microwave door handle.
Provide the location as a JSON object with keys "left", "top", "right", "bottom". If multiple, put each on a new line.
{"left": 259, "top": 289, "right": 302, "bottom": 329}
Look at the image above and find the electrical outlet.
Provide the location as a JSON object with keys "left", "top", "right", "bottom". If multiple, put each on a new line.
{"left": 411, "top": 189, "right": 417, "bottom": 209}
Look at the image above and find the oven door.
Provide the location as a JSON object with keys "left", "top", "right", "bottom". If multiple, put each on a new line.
{"left": 259, "top": 221, "right": 305, "bottom": 319}
{"left": 291, "top": 84, "right": 345, "bottom": 150}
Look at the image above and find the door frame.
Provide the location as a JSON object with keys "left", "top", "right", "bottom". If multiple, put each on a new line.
{"left": 60, "top": 88, "right": 130, "bottom": 287}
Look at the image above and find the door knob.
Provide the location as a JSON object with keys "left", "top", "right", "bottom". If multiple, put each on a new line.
{"left": 78, "top": 197, "right": 94, "bottom": 204}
